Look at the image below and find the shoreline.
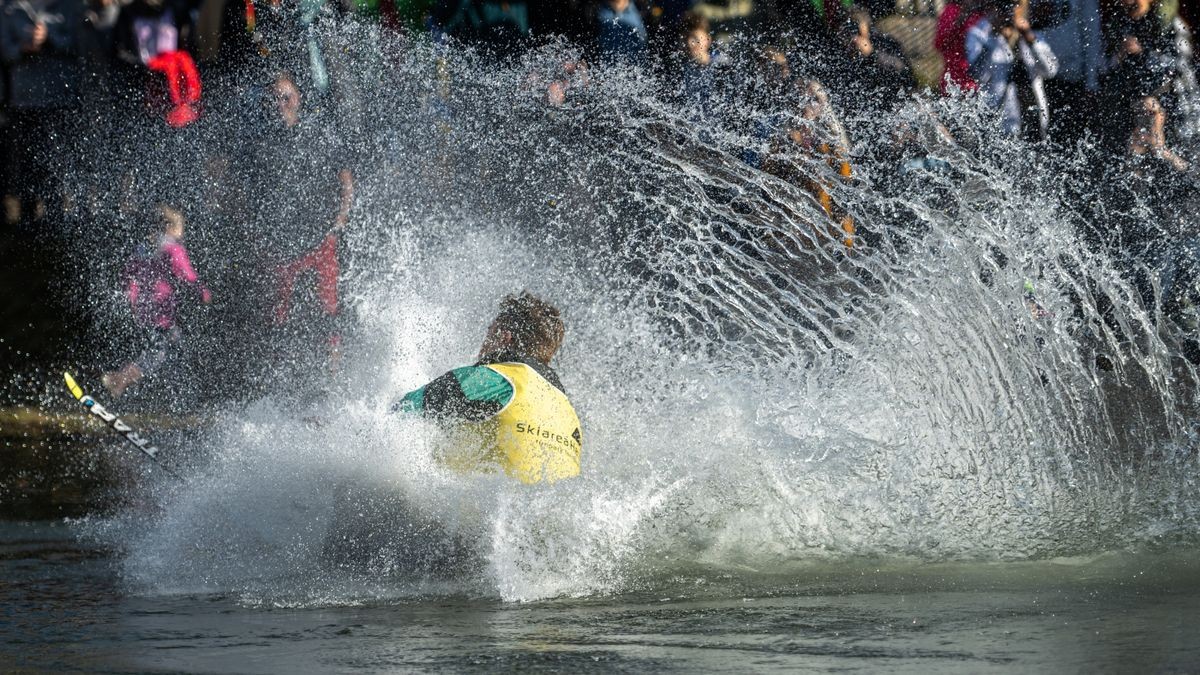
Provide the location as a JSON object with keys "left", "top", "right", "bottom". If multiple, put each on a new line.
{"left": 0, "top": 406, "right": 208, "bottom": 520}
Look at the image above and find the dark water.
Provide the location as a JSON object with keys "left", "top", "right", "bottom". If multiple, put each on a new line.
{"left": 4, "top": 521, "right": 1198, "bottom": 673}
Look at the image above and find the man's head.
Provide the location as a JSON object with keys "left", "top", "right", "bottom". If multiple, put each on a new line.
{"left": 270, "top": 72, "right": 302, "bottom": 128}
{"left": 681, "top": 13, "right": 712, "bottom": 66}
{"left": 479, "top": 292, "right": 565, "bottom": 365}
{"left": 1119, "top": 0, "right": 1153, "bottom": 17}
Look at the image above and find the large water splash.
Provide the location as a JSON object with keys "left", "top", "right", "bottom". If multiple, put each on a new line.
{"left": 76, "top": 30, "right": 1200, "bottom": 603}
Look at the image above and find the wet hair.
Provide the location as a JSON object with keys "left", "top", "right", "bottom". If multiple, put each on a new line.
{"left": 494, "top": 291, "right": 564, "bottom": 359}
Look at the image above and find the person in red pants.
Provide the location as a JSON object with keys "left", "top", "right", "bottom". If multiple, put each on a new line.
{"left": 244, "top": 71, "right": 354, "bottom": 367}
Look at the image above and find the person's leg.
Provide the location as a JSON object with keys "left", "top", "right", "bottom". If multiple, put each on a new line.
{"left": 272, "top": 256, "right": 305, "bottom": 326}
{"left": 102, "top": 362, "right": 144, "bottom": 399}
{"left": 103, "top": 326, "right": 180, "bottom": 397}
{"left": 313, "top": 233, "right": 340, "bottom": 318}
{"left": 9, "top": 112, "right": 38, "bottom": 226}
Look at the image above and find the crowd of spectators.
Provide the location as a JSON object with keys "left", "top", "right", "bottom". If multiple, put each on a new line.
{"left": 3, "top": 0, "right": 1199, "bottom": 395}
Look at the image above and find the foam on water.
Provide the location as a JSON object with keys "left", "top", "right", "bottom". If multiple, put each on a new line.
{"left": 76, "top": 31, "right": 1200, "bottom": 603}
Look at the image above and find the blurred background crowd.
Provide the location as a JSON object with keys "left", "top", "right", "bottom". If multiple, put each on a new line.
{"left": 1, "top": 0, "right": 1198, "bottom": 404}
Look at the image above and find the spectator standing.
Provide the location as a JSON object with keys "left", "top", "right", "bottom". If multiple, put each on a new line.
{"left": 1036, "top": 0, "right": 1104, "bottom": 145}
{"left": 113, "top": 0, "right": 204, "bottom": 126}
{"left": 212, "top": 0, "right": 337, "bottom": 99}
{"left": 765, "top": 79, "right": 857, "bottom": 249}
{"left": 838, "top": 9, "right": 917, "bottom": 117}
{"left": 677, "top": 12, "right": 716, "bottom": 119}
{"left": 103, "top": 203, "right": 212, "bottom": 398}
{"left": 75, "top": 0, "right": 124, "bottom": 207}
{"left": 80, "top": 0, "right": 120, "bottom": 76}
{"left": 1115, "top": 0, "right": 1199, "bottom": 141}
{"left": 967, "top": 0, "right": 1060, "bottom": 141}
{"left": 1102, "top": 0, "right": 1175, "bottom": 96}
{"left": 114, "top": 0, "right": 192, "bottom": 68}
{"left": 241, "top": 72, "right": 354, "bottom": 366}
{"left": 0, "top": 0, "right": 85, "bottom": 226}
{"left": 1122, "top": 95, "right": 1195, "bottom": 316}
{"left": 1126, "top": 95, "right": 1189, "bottom": 207}
{"left": 596, "top": 0, "right": 648, "bottom": 65}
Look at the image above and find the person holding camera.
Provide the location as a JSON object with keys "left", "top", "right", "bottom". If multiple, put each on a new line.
{"left": 966, "top": 0, "right": 1060, "bottom": 141}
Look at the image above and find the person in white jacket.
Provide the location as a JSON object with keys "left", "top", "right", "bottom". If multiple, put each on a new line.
{"left": 966, "top": 0, "right": 1060, "bottom": 141}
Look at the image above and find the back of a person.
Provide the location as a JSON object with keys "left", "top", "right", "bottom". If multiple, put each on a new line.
{"left": 435, "top": 360, "right": 581, "bottom": 484}
{"left": 435, "top": 0, "right": 531, "bottom": 55}
{"left": 250, "top": 120, "right": 342, "bottom": 263}
{"left": 394, "top": 292, "right": 583, "bottom": 485}
{"left": 596, "top": 1, "right": 647, "bottom": 63}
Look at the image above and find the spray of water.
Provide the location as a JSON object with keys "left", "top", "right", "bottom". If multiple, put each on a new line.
{"left": 72, "top": 29, "right": 1200, "bottom": 603}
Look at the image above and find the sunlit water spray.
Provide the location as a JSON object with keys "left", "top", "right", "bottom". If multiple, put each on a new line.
{"left": 74, "top": 30, "right": 1200, "bottom": 604}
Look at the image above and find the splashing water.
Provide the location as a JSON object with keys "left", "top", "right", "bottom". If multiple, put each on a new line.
{"left": 73, "top": 30, "right": 1200, "bottom": 604}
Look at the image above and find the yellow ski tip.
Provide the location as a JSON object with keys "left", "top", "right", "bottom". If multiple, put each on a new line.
{"left": 63, "top": 372, "right": 84, "bottom": 401}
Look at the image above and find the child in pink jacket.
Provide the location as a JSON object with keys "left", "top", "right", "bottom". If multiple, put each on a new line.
{"left": 103, "top": 204, "right": 211, "bottom": 398}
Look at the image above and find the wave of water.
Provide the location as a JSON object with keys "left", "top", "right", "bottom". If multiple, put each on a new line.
{"left": 78, "top": 33, "right": 1200, "bottom": 603}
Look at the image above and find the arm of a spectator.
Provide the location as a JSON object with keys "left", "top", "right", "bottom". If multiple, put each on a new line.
{"left": 334, "top": 168, "right": 353, "bottom": 229}
{"left": 964, "top": 21, "right": 993, "bottom": 82}
{"left": 1028, "top": 34, "right": 1058, "bottom": 79}
{"left": 164, "top": 242, "right": 211, "bottom": 302}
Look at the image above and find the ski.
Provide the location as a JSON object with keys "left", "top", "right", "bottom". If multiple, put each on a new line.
{"left": 62, "top": 371, "right": 181, "bottom": 480}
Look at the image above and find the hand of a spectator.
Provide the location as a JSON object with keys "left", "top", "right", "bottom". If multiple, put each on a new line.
{"left": 200, "top": 288, "right": 212, "bottom": 305}
{"left": 852, "top": 33, "right": 873, "bottom": 57}
{"left": 1124, "top": 36, "right": 1142, "bottom": 56}
{"left": 1012, "top": 13, "right": 1033, "bottom": 41}
{"left": 28, "top": 22, "right": 48, "bottom": 52}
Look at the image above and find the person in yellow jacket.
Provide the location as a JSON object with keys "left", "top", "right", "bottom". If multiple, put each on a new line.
{"left": 392, "top": 292, "right": 582, "bottom": 484}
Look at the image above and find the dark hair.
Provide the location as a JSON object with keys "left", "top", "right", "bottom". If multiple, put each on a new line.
{"left": 680, "top": 11, "right": 710, "bottom": 38}
{"left": 494, "top": 291, "right": 564, "bottom": 358}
